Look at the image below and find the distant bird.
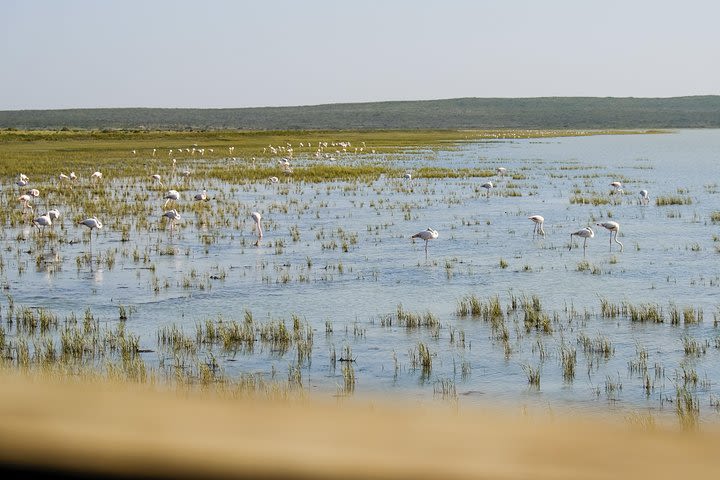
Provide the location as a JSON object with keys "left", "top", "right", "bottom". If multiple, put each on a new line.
{"left": 269, "top": 176, "right": 279, "bottom": 184}
{"left": 411, "top": 228, "right": 439, "bottom": 259}
{"left": 16, "top": 178, "right": 28, "bottom": 188}
{"left": 69, "top": 172, "right": 77, "bottom": 181}
{"left": 151, "top": 174, "right": 163, "bottom": 186}
{"left": 59, "top": 173, "right": 70, "bottom": 182}
{"left": 18, "top": 194, "right": 33, "bottom": 211}
{"left": 163, "top": 189, "right": 180, "bottom": 208}
{"left": 162, "top": 209, "right": 181, "bottom": 232}
{"left": 597, "top": 221, "right": 623, "bottom": 252}
{"left": 529, "top": 215, "right": 545, "bottom": 238}
{"left": 19, "top": 173, "right": 29, "bottom": 182}
{"left": 194, "top": 189, "right": 208, "bottom": 202}
{"left": 26, "top": 188, "right": 40, "bottom": 198}
{"left": 32, "top": 212, "right": 52, "bottom": 233}
{"left": 569, "top": 227, "right": 594, "bottom": 253}
{"left": 91, "top": 171, "right": 103, "bottom": 182}
{"left": 250, "top": 211, "right": 263, "bottom": 245}
{"left": 79, "top": 217, "right": 103, "bottom": 248}
{"left": 46, "top": 208, "right": 61, "bottom": 222}
{"left": 496, "top": 167, "right": 507, "bottom": 176}
{"left": 481, "top": 181, "right": 494, "bottom": 198}
{"left": 610, "top": 181, "right": 623, "bottom": 194}
{"left": 403, "top": 173, "right": 412, "bottom": 180}
{"left": 639, "top": 189, "right": 649, "bottom": 205}
{"left": 79, "top": 217, "right": 102, "bottom": 232}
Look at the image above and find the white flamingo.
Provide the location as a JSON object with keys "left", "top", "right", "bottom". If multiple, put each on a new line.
{"left": 411, "top": 228, "right": 439, "bottom": 259}
{"left": 597, "top": 221, "right": 623, "bottom": 252}
{"left": 164, "top": 189, "right": 180, "bottom": 208}
{"left": 481, "top": 181, "right": 493, "bottom": 198}
{"left": 32, "top": 212, "right": 52, "bottom": 233}
{"left": 251, "top": 211, "right": 263, "bottom": 245}
{"left": 496, "top": 167, "right": 507, "bottom": 176}
{"left": 194, "top": 189, "right": 208, "bottom": 201}
{"left": 529, "top": 215, "right": 545, "bottom": 238}
{"left": 151, "top": 174, "right": 163, "bottom": 187}
{"left": 610, "top": 181, "right": 623, "bottom": 194}
{"left": 79, "top": 216, "right": 103, "bottom": 250}
{"left": 162, "top": 209, "right": 181, "bottom": 233}
{"left": 639, "top": 189, "right": 649, "bottom": 205}
{"left": 569, "top": 227, "right": 594, "bottom": 253}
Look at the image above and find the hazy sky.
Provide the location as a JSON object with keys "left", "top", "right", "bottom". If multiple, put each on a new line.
{"left": 2, "top": 0, "right": 719, "bottom": 110}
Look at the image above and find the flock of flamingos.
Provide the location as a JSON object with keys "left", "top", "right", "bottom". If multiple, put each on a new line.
{"left": 13, "top": 146, "right": 652, "bottom": 258}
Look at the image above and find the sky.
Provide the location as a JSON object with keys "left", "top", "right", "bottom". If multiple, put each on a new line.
{"left": 2, "top": 0, "right": 719, "bottom": 110}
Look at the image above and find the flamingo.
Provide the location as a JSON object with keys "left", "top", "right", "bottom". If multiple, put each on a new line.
{"left": 79, "top": 217, "right": 103, "bottom": 250}
{"left": 163, "top": 189, "right": 180, "bottom": 208}
{"left": 529, "top": 215, "right": 545, "bottom": 238}
{"left": 46, "top": 209, "right": 61, "bottom": 223}
{"left": 269, "top": 176, "right": 279, "bottom": 184}
{"left": 151, "top": 174, "right": 163, "bottom": 187}
{"left": 639, "top": 189, "right": 649, "bottom": 205}
{"left": 251, "top": 211, "right": 263, "bottom": 245}
{"left": 91, "top": 171, "right": 103, "bottom": 182}
{"left": 79, "top": 217, "right": 103, "bottom": 232}
{"left": 194, "top": 189, "right": 208, "bottom": 201}
{"left": 26, "top": 188, "right": 40, "bottom": 198}
{"left": 569, "top": 227, "right": 594, "bottom": 253}
{"left": 69, "top": 172, "right": 77, "bottom": 181}
{"left": 59, "top": 173, "right": 70, "bottom": 183}
{"left": 16, "top": 178, "right": 28, "bottom": 188}
{"left": 411, "top": 228, "right": 439, "bottom": 259}
{"left": 597, "top": 221, "right": 623, "bottom": 252}
{"left": 32, "top": 212, "right": 52, "bottom": 233}
{"left": 18, "top": 194, "right": 33, "bottom": 211}
{"left": 162, "top": 209, "right": 181, "bottom": 233}
{"left": 481, "top": 181, "right": 493, "bottom": 198}
{"left": 610, "top": 181, "right": 623, "bottom": 194}
{"left": 496, "top": 167, "right": 507, "bottom": 176}
{"left": 403, "top": 173, "right": 412, "bottom": 181}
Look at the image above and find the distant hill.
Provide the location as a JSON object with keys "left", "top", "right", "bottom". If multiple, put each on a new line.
{"left": 1, "top": 96, "right": 719, "bottom": 130}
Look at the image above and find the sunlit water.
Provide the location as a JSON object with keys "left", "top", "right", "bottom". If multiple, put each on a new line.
{"left": 5, "top": 129, "right": 720, "bottom": 423}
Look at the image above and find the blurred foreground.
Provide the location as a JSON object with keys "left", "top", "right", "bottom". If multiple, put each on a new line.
{"left": 1, "top": 371, "right": 719, "bottom": 479}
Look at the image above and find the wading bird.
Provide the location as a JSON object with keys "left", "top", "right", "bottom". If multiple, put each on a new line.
{"left": 569, "top": 227, "right": 594, "bottom": 253}
{"left": 26, "top": 188, "right": 40, "bottom": 198}
{"left": 529, "top": 215, "right": 545, "bottom": 238}
{"left": 163, "top": 189, "right": 180, "bottom": 208}
{"left": 151, "top": 174, "right": 163, "bottom": 186}
{"left": 269, "top": 176, "right": 279, "bottom": 184}
{"left": 91, "top": 171, "right": 103, "bottom": 182}
{"left": 610, "top": 181, "right": 623, "bottom": 194}
{"left": 80, "top": 216, "right": 103, "bottom": 232}
{"left": 18, "top": 194, "right": 33, "bottom": 211}
{"left": 46, "top": 208, "right": 61, "bottom": 223}
{"left": 481, "top": 181, "right": 493, "bottom": 198}
{"left": 32, "top": 212, "right": 52, "bottom": 233}
{"left": 194, "top": 189, "right": 208, "bottom": 202}
{"left": 79, "top": 217, "right": 103, "bottom": 250}
{"left": 411, "top": 227, "right": 439, "bottom": 259}
{"left": 403, "top": 173, "right": 412, "bottom": 181}
{"left": 251, "top": 211, "right": 263, "bottom": 246}
{"left": 162, "top": 209, "right": 181, "bottom": 233}
{"left": 597, "top": 221, "right": 623, "bottom": 252}
{"left": 496, "top": 167, "right": 507, "bottom": 176}
{"left": 639, "top": 189, "right": 649, "bottom": 205}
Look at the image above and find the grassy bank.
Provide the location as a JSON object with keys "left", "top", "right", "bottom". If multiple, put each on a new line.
{"left": 0, "top": 128, "right": 650, "bottom": 182}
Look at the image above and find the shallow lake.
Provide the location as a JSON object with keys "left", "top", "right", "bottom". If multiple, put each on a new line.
{"left": 4, "top": 129, "right": 720, "bottom": 424}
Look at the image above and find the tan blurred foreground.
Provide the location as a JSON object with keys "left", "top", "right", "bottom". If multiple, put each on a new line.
{"left": 1, "top": 372, "right": 720, "bottom": 479}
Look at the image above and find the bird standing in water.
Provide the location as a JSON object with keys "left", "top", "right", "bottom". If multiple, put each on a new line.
{"left": 411, "top": 228, "right": 439, "bottom": 260}
{"left": 597, "top": 221, "right": 623, "bottom": 252}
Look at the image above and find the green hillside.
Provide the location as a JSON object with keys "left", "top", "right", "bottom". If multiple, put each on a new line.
{"left": 1, "top": 96, "right": 719, "bottom": 130}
